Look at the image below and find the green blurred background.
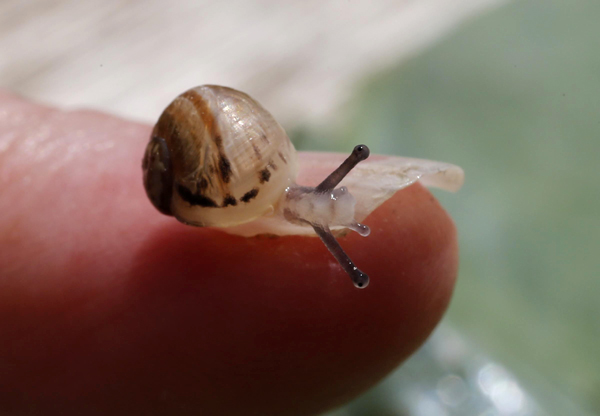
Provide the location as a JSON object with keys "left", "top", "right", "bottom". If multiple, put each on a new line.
{"left": 294, "top": 0, "right": 599, "bottom": 414}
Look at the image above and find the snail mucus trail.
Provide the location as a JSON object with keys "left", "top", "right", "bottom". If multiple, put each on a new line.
{"left": 143, "top": 85, "right": 372, "bottom": 288}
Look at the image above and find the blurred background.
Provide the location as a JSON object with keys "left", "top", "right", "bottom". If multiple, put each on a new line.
{"left": 1, "top": 0, "right": 598, "bottom": 415}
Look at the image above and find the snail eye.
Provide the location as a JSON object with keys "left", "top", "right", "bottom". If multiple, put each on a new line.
{"left": 142, "top": 136, "right": 174, "bottom": 216}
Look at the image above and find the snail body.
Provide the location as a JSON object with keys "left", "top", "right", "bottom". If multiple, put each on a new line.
{"left": 143, "top": 85, "right": 464, "bottom": 288}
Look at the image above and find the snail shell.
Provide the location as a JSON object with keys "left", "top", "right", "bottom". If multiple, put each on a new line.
{"left": 143, "top": 85, "right": 298, "bottom": 227}
{"left": 143, "top": 85, "right": 464, "bottom": 288}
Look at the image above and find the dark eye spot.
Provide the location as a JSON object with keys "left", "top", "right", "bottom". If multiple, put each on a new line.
{"left": 352, "top": 144, "right": 370, "bottom": 161}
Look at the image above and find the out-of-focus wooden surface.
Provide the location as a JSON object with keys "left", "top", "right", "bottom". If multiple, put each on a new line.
{"left": 0, "top": 0, "right": 506, "bottom": 125}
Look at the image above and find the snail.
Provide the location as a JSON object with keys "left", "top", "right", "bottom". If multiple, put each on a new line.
{"left": 142, "top": 85, "right": 464, "bottom": 288}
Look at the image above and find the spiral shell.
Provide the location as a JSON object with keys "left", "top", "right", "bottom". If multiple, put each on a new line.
{"left": 143, "top": 85, "right": 298, "bottom": 227}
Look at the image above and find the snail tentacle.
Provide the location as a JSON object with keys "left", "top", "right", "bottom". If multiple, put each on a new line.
{"left": 312, "top": 225, "right": 369, "bottom": 289}
{"left": 280, "top": 145, "right": 372, "bottom": 287}
{"left": 315, "top": 145, "right": 370, "bottom": 193}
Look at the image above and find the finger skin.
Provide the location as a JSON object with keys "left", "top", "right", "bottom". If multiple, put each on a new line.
{"left": 0, "top": 92, "right": 458, "bottom": 416}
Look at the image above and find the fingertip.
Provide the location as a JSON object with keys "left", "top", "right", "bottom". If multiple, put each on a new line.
{"left": 123, "top": 182, "right": 457, "bottom": 415}
{"left": 0, "top": 94, "right": 458, "bottom": 415}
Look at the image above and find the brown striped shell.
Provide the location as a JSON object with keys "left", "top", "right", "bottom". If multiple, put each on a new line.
{"left": 143, "top": 85, "right": 298, "bottom": 227}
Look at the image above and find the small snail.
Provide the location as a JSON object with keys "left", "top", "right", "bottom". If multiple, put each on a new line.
{"left": 143, "top": 85, "right": 464, "bottom": 288}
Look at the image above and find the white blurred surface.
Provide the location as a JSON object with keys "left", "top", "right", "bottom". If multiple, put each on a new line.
{"left": 0, "top": 0, "right": 507, "bottom": 125}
